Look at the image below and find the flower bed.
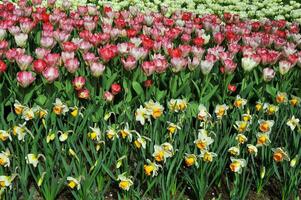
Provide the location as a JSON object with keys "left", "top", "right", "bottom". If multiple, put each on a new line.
{"left": 0, "top": 1, "right": 301, "bottom": 199}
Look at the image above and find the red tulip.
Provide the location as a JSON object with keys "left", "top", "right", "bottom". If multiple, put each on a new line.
{"left": 0, "top": 60, "right": 7, "bottom": 73}
{"left": 111, "top": 83, "right": 122, "bottom": 95}
{"left": 228, "top": 84, "right": 237, "bottom": 92}
{"left": 32, "top": 59, "right": 47, "bottom": 73}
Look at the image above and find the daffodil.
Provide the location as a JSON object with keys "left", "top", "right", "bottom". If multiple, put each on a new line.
{"left": 0, "top": 149, "right": 10, "bottom": 168}
{"left": 235, "top": 121, "right": 249, "bottom": 133}
{"left": 275, "top": 92, "right": 288, "bottom": 104}
{"left": 242, "top": 110, "right": 252, "bottom": 123}
{"left": 256, "top": 132, "right": 271, "bottom": 147}
{"left": 286, "top": 115, "right": 300, "bottom": 131}
{"left": 214, "top": 104, "right": 229, "bottom": 119}
{"left": 144, "top": 159, "right": 161, "bottom": 177}
{"left": 263, "top": 103, "right": 279, "bottom": 115}
{"left": 0, "top": 174, "right": 17, "bottom": 189}
{"left": 67, "top": 176, "right": 81, "bottom": 190}
{"left": 144, "top": 100, "right": 164, "bottom": 119}
{"left": 14, "top": 100, "right": 25, "bottom": 115}
{"left": 289, "top": 95, "right": 300, "bottom": 107}
{"left": 21, "top": 107, "right": 35, "bottom": 121}
{"left": 68, "top": 148, "right": 79, "bottom": 161}
{"left": 37, "top": 107, "right": 48, "bottom": 119}
{"left": 272, "top": 147, "right": 290, "bottom": 162}
{"left": 117, "top": 173, "right": 133, "bottom": 191}
{"left": 46, "top": 130, "right": 55, "bottom": 143}
{"left": 119, "top": 123, "right": 133, "bottom": 142}
{"left": 0, "top": 130, "right": 12, "bottom": 142}
{"left": 184, "top": 153, "right": 198, "bottom": 167}
{"left": 135, "top": 105, "right": 151, "bottom": 125}
{"left": 133, "top": 132, "right": 151, "bottom": 149}
{"left": 194, "top": 130, "right": 214, "bottom": 150}
{"left": 88, "top": 126, "right": 102, "bottom": 141}
{"left": 152, "top": 143, "right": 174, "bottom": 162}
{"left": 58, "top": 130, "right": 73, "bottom": 142}
{"left": 168, "top": 99, "right": 188, "bottom": 112}
{"left": 53, "top": 98, "right": 69, "bottom": 115}
{"left": 247, "top": 144, "right": 258, "bottom": 156}
{"left": 228, "top": 146, "right": 240, "bottom": 156}
{"left": 229, "top": 158, "right": 247, "bottom": 174}
{"left": 12, "top": 123, "right": 34, "bottom": 141}
{"left": 167, "top": 122, "right": 181, "bottom": 136}
{"left": 25, "top": 153, "right": 45, "bottom": 168}
{"left": 235, "top": 134, "right": 248, "bottom": 144}
{"left": 200, "top": 150, "right": 217, "bottom": 162}
{"left": 70, "top": 106, "right": 84, "bottom": 118}
{"left": 255, "top": 101, "right": 263, "bottom": 111}
{"left": 233, "top": 95, "right": 247, "bottom": 108}
{"left": 258, "top": 120, "right": 274, "bottom": 133}
{"left": 106, "top": 127, "right": 118, "bottom": 140}
{"left": 197, "top": 104, "right": 211, "bottom": 121}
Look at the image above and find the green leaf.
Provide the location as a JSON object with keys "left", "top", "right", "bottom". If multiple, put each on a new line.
{"left": 203, "top": 85, "right": 218, "bottom": 102}
{"left": 36, "top": 95, "right": 47, "bottom": 105}
{"left": 266, "top": 85, "right": 277, "bottom": 97}
{"left": 132, "top": 81, "right": 145, "bottom": 101}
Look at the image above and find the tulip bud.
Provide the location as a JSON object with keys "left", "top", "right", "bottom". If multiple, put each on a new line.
{"left": 103, "top": 91, "right": 114, "bottom": 102}
{"left": 144, "top": 79, "right": 153, "bottom": 88}
{"left": 0, "top": 60, "right": 7, "bottom": 73}
{"left": 290, "top": 156, "right": 298, "bottom": 167}
{"left": 263, "top": 68, "right": 275, "bottom": 82}
{"left": 111, "top": 83, "right": 122, "bottom": 95}
{"left": 279, "top": 60, "right": 292, "bottom": 75}
{"left": 228, "top": 84, "right": 237, "bottom": 92}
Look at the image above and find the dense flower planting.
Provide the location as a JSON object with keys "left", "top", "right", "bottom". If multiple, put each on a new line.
{"left": 0, "top": 0, "right": 301, "bottom": 199}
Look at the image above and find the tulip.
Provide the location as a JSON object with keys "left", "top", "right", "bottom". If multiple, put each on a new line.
{"left": 242, "top": 56, "right": 259, "bottom": 71}
{"left": 142, "top": 61, "right": 156, "bottom": 76}
{"left": 0, "top": 29, "right": 6, "bottom": 40}
{"left": 228, "top": 84, "right": 237, "bottom": 92}
{"left": 153, "top": 55, "right": 168, "bottom": 73}
{"left": 78, "top": 88, "right": 90, "bottom": 100}
{"left": 32, "top": 59, "right": 47, "bottom": 73}
{"left": 0, "top": 60, "right": 7, "bottom": 73}
{"left": 171, "top": 57, "right": 187, "bottom": 73}
{"left": 224, "top": 59, "right": 237, "bottom": 74}
{"left": 72, "top": 76, "right": 86, "bottom": 91}
{"left": 14, "top": 33, "right": 28, "bottom": 47}
{"left": 144, "top": 79, "right": 153, "bottom": 88}
{"left": 65, "top": 58, "right": 79, "bottom": 73}
{"left": 17, "top": 71, "right": 36, "bottom": 88}
{"left": 90, "top": 62, "right": 105, "bottom": 77}
{"left": 103, "top": 91, "right": 114, "bottom": 102}
{"left": 42, "top": 67, "right": 59, "bottom": 83}
{"left": 279, "top": 60, "right": 292, "bottom": 75}
{"left": 200, "top": 60, "right": 214, "bottom": 75}
{"left": 16, "top": 54, "right": 33, "bottom": 71}
{"left": 111, "top": 83, "right": 122, "bottom": 95}
{"left": 35, "top": 48, "right": 51, "bottom": 59}
{"left": 263, "top": 68, "right": 275, "bottom": 82}
{"left": 45, "top": 53, "right": 61, "bottom": 67}
{"left": 40, "top": 36, "right": 55, "bottom": 49}
{"left": 121, "top": 56, "right": 137, "bottom": 71}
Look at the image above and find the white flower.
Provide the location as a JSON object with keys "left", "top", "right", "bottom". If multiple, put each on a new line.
{"left": 26, "top": 154, "right": 45, "bottom": 168}
{"left": 287, "top": 116, "right": 300, "bottom": 131}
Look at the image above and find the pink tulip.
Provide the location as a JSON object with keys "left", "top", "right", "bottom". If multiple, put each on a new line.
{"left": 35, "top": 48, "right": 51, "bottom": 59}
{"left": 32, "top": 59, "right": 47, "bottom": 73}
{"left": 142, "top": 61, "right": 156, "bottom": 76}
{"left": 121, "top": 56, "right": 137, "bottom": 71}
{"left": 224, "top": 59, "right": 237, "bottom": 74}
{"left": 279, "top": 60, "right": 292, "bottom": 75}
{"left": 64, "top": 58, "right": 79, "bottom": 73}
{"left": 153, "top": 54, "right": 168, "bottom": 73}
{"left": 171, "top": 57, "right": 187, "bottom": 73}
{"left": 78, "top": 88, "right": 90, "bottom": 99}
{"left": 17, "top": 71, "right": 36, "bottom": 88}
{"left": 16, "top": 54, "right": 33, "bottom": 71}
{"left": 263, "top": 68, "right": 275, "bottom": 82}
{"left": 72, "top": 76, "right": 86, "bottom": 90}
{"left": 90, "top": 62, "right": 105, "bottom": 77}
{"left": 42, "top": 67, "right": 59, "bottom": 83}
{"left": 103, "top": 91, "right": 114, "bottom": 102}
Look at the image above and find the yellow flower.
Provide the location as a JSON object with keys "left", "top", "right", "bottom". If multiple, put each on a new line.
{"left": 119, "top": 124, "right": 133, "bottom": 141}
{"left": 168, "top": 99, "right": 187, "bottom": 112}
{"left": 233, "top": 95, "right": 247, "bottom": 108}
{"left": 275, "top": 92, "right": 288, "bottom": 104}
{"left": 53, "top": 98, "right": 69, "bottom": 115}
{"left": 106, "top": 127, "right": 118, "bottom": 140}
{"left": 152, "top": 143, "right": 174, "bottom": 163}
{"left": 229, "top": 157, "right": 246, "bottom": 174}
{"left": 184, "top": 154, "right": 198, "bottom": 167}
{"left": 228, "top": 146, "right": 240, "bottom": 156}
{"left": 194, "top": 130, "right": 214, "bottom": 150}
{"left": 272, "top": 147, "right": 290, "bottom": 162}
{"left": 133, "top": 132, "right": 150, "bottom": 149}
{"left": 0, "top": 130, "right": 12, "bottom": 142}
{"left": 0, "top": 174, "right": 17, "bottom": 189}
{"left": 200, "top": 150, "right": 217, "bottom": 162}
{"left": 255, "top": 101, "right": 263, "bottom": 111}
{"left": 70, "top": 107, "right": 79, "bottom": 117}
{"left": 117, "top": 173, "right": 133, "bottom": 191}
{"left": 134, "top": 140, "right": 142, "bottom": 148}
{"left": 242, "top": 112, "right": 252, "bottom": 122}
{"left": 289, "top": 95, "right": 300, "bottom": 107}
{"left": 88, "top": 126, "right": 102, "bottom": 141}
{"left": 144, "top": 100, "right": 164, "bottom": 119}
{"left": 235, "top": 134, "right": 248, "bottom": 144}
{"left": 14, "top": 100, "right": 25, "bottom": 115}
{"left": 235, "top": 121, "right": 249, "bottom": 133}
{"left": 263, "top": 103, "right": 279, "bottom": 115}
{"left": 67, "top": 176, "right": 81, "bottom": 190}
{"left": 144, "top": 159, "right": 161, "bottom": 177}
{"left": 167, "top": 122, "right": 181, "bottom": 136}
{"left": 290, "top": 156, "right": 298, "bottom": 167}
{"left": 46, "top": 131, "right": 55, "bottom": 143}
{"left": 25, "top": 153, "right": 45, "bottom": 168}
{"left": 214, "top": 104, "right": 229, "bottom": 119}
{"left": 135, "top": 105, "right": 151, "bottom": 125}
{"left": 21, "top": 107, "right": 36, "bottom": 121}
{"left": 247, "top": 144, "right": 258, "bottom": 156}
{"left": 258, "top": 120, "right": 274, "bottom": 133}
{"left": 39, "top": 108, "right": 48, "bottom": 119}
{"left": 256, "top": 133, "right": 271, "bottom": 146}
{"left": 0, "top": 149, "right": 10, "bottom": 168}
{"left": 13, "top": 123, "right": 33, "bottom": 141}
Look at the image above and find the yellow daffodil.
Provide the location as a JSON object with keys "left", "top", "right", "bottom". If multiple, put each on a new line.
{"left": 228, "top": 146, "right": 240, "bottom": 156}
{"left": 68, "top": 148, "right": 79, "bottom": 161}
{"left": 168, "top": 99, "right": 188, "bottom": 112}
{"left": 14, "top": 100, "right": 25, "bottom": 115}
{"left": 194, "top": 130, "right": 214, "bottom": 150}
{"left": 200, "top": 150, "right": 217, "bottom": 162}
{"left": 58, "top": 130, "right": 73, "bottom": 142}
{"left": 184, "top": 153, "right": 198, "bottom": 167}
{"left": 88, "top": 126, "right": 102, "bottom": 141}
{"left": 247, "top": 144, "right": 258, "bottom": 156}
{"left": 197, "top": 104, "right": 211, "bottom": 121}
{"left": 53, "top": 98, "right": 69, "bottom": 115}
{"left": 229, "top": 157, "right": 247, "bottom": 174}
{"left": 167, "top": 122, "right": 181, "bottom": 136}
{"left": 289, "top": 95, "right": 300, "bottom": 107}
{"left": 152, "top": 143, "right": 174, "bottom": 162}
{"left": 235, "top": 121, "right": 249, "bottom": 133}
{"left": 46, "top": 130, "right": 55, "bottom": 143}
{"left": 135, "top": 105, "right": 151, "bottom": 125}
{"left": 70, "top": 106, "right": 79, "bottom": 117}
{"left": 133, "top": 132, "right": 150, "bottom": 149}
{"left": 21, "top": 107, "right": 35, "bottom": 121}
{"left": 235, "top": 134, "right": 248, "bottom": 144}
{"left": 117, "top": 173, "right": 133, "bottom": 191}
{"left": 242, "top": 111, "right": 252, "bottom": 123}
{"left": 263, "top": 103, "right": 279, "bottom": 115}
{"left": 255, "top": 101, "right": 263, "bottom": 111}
{"left": 0, "top": 174, "right": 17, "bottom": 189}
{"left": 258, "top": 120, "right": 274, "bottom": 133}
{"left": 256, "top": 132, "right": 271, "bottom": 147}
{"left": 0, "top": 130, "right": 12, "bottom": 142}
{"left": 25, "top": 153, "right": 45, "bottom": 168}
{"left": 233, "top": 95, "right": 247, "bottom": 108}
{"left": 214, "top": 104, "right": 229, "bottom": 119}
{"left": 12, "top": 123, "right": 34, "bottom": 141}
{"left": 0, "top": 149, "right": 10, "bottom": 168}
{"left": 286, "top": 115, "right": 300, "bottom": 131}
{"left": 144, "top": 159, "right": 161, "bottom": 177}
{"left": 106, "top": 127, "right": 118, "bottom": 140}
{"left": 275, "top": 92, "right": 288, "bottom": 104}
{"left": 290, "top": 156, "right": 298, "bottom": 167}
{"left": 144, "top": 100, "right": 164, "bottom": 119}
{"left": 272, "top": 147, "right": 290, "bottom": 162}
{"left": 67, "top": 176, "right": 81, "bottom": 190}
{"left": 119, "top": 123, "right": 133, "bottom": 142}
